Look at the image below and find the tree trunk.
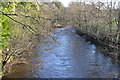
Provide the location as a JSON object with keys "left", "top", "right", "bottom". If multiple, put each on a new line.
{"left": 109, "top": 1, "right": 112, "bottom": 34}
{"left": 116, "top": 2, "right": 120, "bottom": 44}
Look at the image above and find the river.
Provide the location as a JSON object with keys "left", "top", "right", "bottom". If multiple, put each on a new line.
{"left": 3, "top": 27, "right": 119, "bottom": 78}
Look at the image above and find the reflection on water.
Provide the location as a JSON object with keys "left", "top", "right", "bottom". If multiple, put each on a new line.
{"left": 3, "top": 27, "right": 119, "bottom": 78}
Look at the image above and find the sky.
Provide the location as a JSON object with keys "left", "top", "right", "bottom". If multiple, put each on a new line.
{"left": 59, "top": 0, "right": 120, "bottom": 7}
{"left": 59, "top": 0, "right": 71, "bottom": 7}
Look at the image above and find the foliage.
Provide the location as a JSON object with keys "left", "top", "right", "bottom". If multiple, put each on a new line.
{"left": 63, "top": 2, "right": 119, "bottom": 45}
{"left": 0, "top": 2, "right": 12, "bottom": 49}
{"left": 53, "top": 2, "right": 62, "bottom": 9}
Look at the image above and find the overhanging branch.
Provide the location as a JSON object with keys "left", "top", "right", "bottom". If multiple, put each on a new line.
{"left": 0, "top": 10, "right": 37, "bottom": 35}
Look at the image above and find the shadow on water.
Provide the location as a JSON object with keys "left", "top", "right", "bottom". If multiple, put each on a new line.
{"left": 3, "top": 26, "right": 120, "bottom": 78}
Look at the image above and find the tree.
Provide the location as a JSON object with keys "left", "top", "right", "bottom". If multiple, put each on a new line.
{"left": 116, "top": 1, "right": 120, "bottom": 44}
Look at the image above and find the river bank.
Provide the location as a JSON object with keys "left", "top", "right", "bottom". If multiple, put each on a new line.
{"left": 76, "top": 29, "right": 120, "bottom": 64}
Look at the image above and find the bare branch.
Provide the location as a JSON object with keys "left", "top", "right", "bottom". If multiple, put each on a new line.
{"left": 0, "top": 10, "right": 37, "bottom": 35}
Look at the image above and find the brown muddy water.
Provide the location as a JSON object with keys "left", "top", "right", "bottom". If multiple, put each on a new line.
{"left": 3, "top": 27, "right": 119, "bottom": 78}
